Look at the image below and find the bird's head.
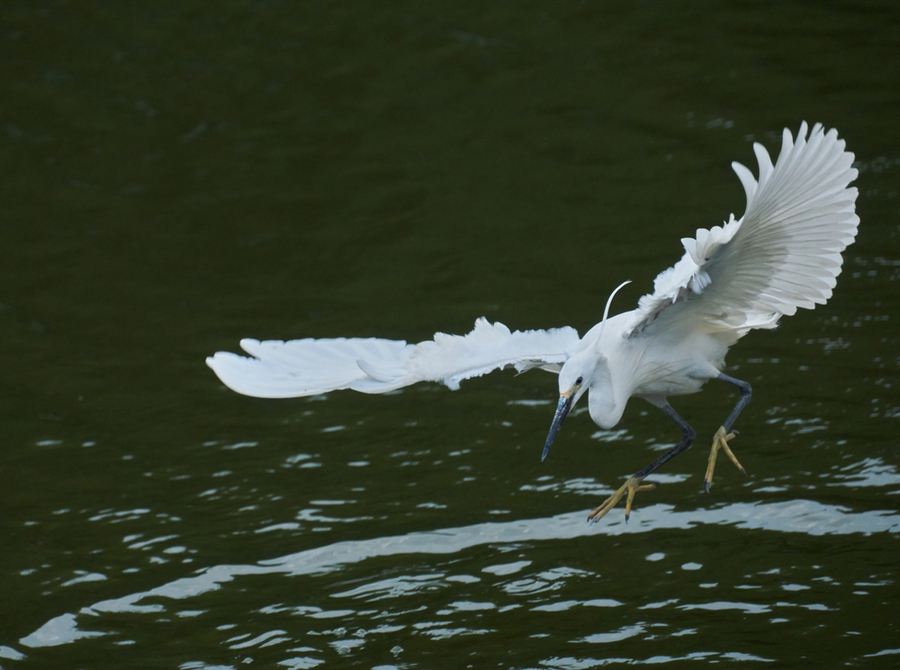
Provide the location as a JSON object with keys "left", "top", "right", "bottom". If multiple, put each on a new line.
{"left": 541, "top": 349, "right": 607, "bottom": 462}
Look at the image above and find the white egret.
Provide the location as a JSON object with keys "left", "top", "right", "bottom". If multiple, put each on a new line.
{"left": 208, "top": 122, "right": 859, "bottom": 522}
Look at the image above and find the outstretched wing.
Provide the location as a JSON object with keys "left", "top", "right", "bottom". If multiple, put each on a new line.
{"left": 207, "top": 318, "right": 581, "bottom": 398}
{"left": 627, "top": 122, "right": 859, "bottom": 338}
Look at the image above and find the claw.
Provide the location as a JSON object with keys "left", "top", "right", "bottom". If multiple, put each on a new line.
{"left": 704, "top": 426, "right": 747, "bottom": 492}
{"left": 588, "top": 476, "right": 659, "bottom": 523}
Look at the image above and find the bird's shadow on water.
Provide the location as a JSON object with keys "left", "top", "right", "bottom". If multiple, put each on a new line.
{"left": 19, "top": 498, "right": 900, "bottom": 649}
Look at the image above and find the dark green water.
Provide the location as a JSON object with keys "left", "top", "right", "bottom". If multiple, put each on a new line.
{"left": 2, "top": 2, "right": 899, "bottom": 668}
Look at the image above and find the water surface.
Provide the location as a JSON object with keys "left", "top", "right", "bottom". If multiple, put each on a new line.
{"left": 2, "top": 2, "right": 899, "bottom": 668}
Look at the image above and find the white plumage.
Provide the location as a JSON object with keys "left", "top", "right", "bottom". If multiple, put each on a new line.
{"left": 207, "top": 122, "right": 858, "bottom": 522}
{"left": 628, "top": 122, "right": 857, "bottom": 337}
{"left": 209, "top": 318, "right": 580, "bottom": 397}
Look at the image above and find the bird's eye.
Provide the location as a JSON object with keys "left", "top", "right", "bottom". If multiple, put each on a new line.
{"left": 576, "top": 376, "right": 583, "bottom": 385}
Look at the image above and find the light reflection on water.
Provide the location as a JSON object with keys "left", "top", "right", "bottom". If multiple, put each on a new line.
{"left": 20, "top": 499, "right": 900, "bottom": 662}
{"left": 13, "top": 423, "right": 900, "bottom": 663}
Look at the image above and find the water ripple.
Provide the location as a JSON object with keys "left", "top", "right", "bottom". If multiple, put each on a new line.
{"left": 19, "top": 498, "right": 899, "bottom": 650}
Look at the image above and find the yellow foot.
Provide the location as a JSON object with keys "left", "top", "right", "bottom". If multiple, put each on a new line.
{"left": 588, "top": 476, "right": 659, "bottom": 523}
{"left": 704, "top": 426, "right": 747, "bottom": 492}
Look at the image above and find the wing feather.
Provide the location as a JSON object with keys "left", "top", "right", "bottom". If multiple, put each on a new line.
{"left": 627, "top": 122, "right": 858, "bottom": 337}
{"left": 207, "top": 318, "right": 581, "bottom": 398}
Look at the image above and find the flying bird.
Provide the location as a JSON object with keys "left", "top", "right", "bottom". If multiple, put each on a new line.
{"left": 207, "top": 122, "right": 859, "bottom": 522}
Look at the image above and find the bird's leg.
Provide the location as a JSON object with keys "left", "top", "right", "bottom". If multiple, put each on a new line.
{"left": 589, "top": 403, "right": 695, "bottom": 523}
{"left": 704, "top": 373, "right": 752, "bottom": 492}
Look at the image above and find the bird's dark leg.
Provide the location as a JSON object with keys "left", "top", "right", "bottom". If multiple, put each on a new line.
{"left": 704, "top": 373, "right": 752, "bottom": 492}
{"left": 634, "top": 404, "right": 697, "bottom": 478}
{"left": 588, "top": 403, "right": 696, "bottom": 523}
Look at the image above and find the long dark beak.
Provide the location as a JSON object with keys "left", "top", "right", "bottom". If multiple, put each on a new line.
{"left": 542, "top": 393, "right": 574, "bottom": 462}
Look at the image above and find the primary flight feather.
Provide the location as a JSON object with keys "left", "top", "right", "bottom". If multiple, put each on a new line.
{"left": 208, "top": 122, "right": 859, "bottom": 521}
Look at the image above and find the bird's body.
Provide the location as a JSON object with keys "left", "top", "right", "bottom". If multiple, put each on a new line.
{"left": 208, "top": 122, "right": 859, "bottom": 521}
{"left": 575, "top": 311, "right": 727, "bottom": 429}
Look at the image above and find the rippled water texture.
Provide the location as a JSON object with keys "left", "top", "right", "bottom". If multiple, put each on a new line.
{"left": 2, "top": 2, "right": 899, "bottom": 668}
